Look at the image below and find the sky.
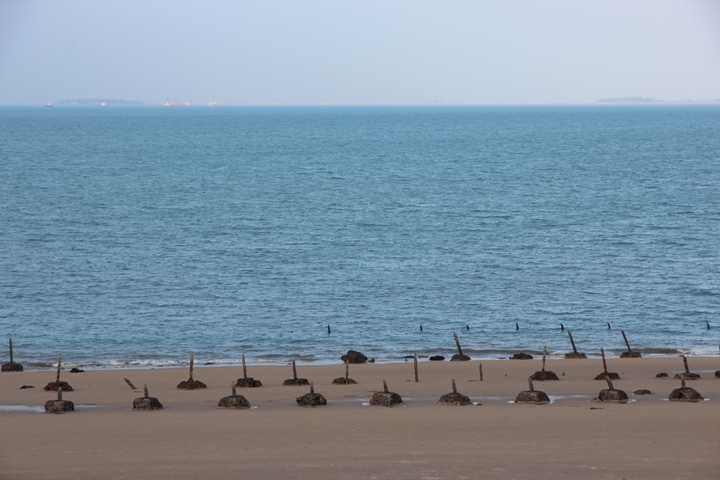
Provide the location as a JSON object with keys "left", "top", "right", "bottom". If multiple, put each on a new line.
{"left": 0, "top": 0, "right": 719, "bottom": 106}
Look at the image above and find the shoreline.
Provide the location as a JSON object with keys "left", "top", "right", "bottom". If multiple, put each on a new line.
{"left": 11, "top": 348, "right": 720, "bottom": 372}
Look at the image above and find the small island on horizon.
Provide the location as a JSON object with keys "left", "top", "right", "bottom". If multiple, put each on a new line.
{"left": 56, "top": 98, "right": 144, "bottom": 106}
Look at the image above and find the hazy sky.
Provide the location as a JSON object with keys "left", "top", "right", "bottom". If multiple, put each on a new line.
{"left": 1, "top": 0, "right": 719, "bottom": 105}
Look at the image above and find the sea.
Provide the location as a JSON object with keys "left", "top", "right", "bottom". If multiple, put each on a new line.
{"left": 1, "top": 105, "right": 719, "bottom": 370}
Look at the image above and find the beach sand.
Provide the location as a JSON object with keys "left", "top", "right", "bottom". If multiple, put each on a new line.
{"left": 1, "top": 356, "right": 719, "bottom": 479}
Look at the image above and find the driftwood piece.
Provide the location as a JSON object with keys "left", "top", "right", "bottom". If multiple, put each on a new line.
{"left": 673, "top": 355, "right": 700, "bottom": 380}
{"left": 44, "top": 357, "right": 73, "bottom": 391}
{"left": 2, "top": 338, "right": 24, "bottom": 372}
{"left": 438, "top": 378, "right": 472, "bottom": 406}
{"left": 564, "top": 331, "right": 587, "bottom": 359}
{"left": 451, "top": 332, "right": 470, "bottom": 361}
{"left": 619, "top": 330, "right": 642, "bottom": 358}
{"left": 218, "top": 384, "right": 251, "bottom": 409}
{"left": 133, "top": 384, "right": 163, "bottom": 410}
{"left": 124, "top": 378, "right": 138, "bottom": 390}
{"left": 414, "top": 353, "right": 418, "bottom": 382}
{"left": 669, "top": 379, "right": 703, "bottom": 402}
{"left": 177, "top": 352, "right": 207, "bottom": 389}
{"left": 370, "top": 380, "right": 403, "bottom": 406}
{"left": 44, "top": 386, "right": 74, "bottom": 414}
{"left": 296, "top": 382, "right": 327, "bottom": 407}
{"left": 530, "top": 347, "right": 559, "bottom": 381}
{"left": 633, "top": 389, "right": 652, "bottom": 395}
{"left": 515, "top": 378, "right": 550, "bottom": 404}
{"left": 594, "top": 348, "right": 620, "bottom": 380}
{"left": 332, "top": 359, "right": 358, "bottom": 384}
{"left": 236, "top": 354, "right": 262, "bottom": 387}
{"left": 283, "top": 361, "right": 310, "bottom": 386}
{"left": 594, "top": 375, "right": 628, "bottom": 403}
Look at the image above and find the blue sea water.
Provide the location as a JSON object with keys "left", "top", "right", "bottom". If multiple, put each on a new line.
{"left": 1, "top": 105, "right": 719, "bottom": 369}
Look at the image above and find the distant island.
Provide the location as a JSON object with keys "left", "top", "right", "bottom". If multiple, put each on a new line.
{"left": 57, "top": 98, "right": 144, "bottom": 106}
{"left": 596, "top": 96, "right": 720, "bottom": 104}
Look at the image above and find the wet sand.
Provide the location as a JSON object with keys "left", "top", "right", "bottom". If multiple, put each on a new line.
{"left": 1, "top": 356, "right": 719, "bottom": 479}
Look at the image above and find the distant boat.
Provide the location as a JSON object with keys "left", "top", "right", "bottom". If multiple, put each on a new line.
{"left": 208, "top": 102, "right": 219, "bottom": 107}
{"left": 45, "top": 103, "right": 52, "bottom": 107}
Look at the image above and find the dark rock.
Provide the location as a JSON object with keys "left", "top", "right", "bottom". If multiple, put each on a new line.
{"left": 595, "top": 389, "right": 629, "bottom": 403}
{"left": 515, "top": 378, "right": 550, "bottom": 404}
{"left": 620, "top": 351, "right": 642, "bottom": 358}
{"left": 656, "top": 372, "right": 669, "bottom": 378}
{"left": 438, "top": 379, "right": 472, "bottom": 406}
{"left": 333, "top": 361, "right": 357, "bottom": 385}
{"left": 133, "top": 396, "right": 163, "bottom": 410}
{"left": 633, "top": 389, "right": 652, "bottom": 395}
{"left": 20, "top": 385, "right": 34, "bottom": 389}
{"left": 564, "top": 352, "right": 588, "bottom": 359}
{"left": 218, "top": 395, "right": 251, "bottom": 408}
{"left": 45, "top": 399, "right": 74, "bottom": 414}
{"left": 218, "top": 386, "right": 251, "bottom": 409}
{"left": 296, "top": 392, "right": 327, "bottom": 407}
{"left": 428, "top": 355, "right": 445, "bottom": 361}
{"left": 177, "top": 352, "right": 205, "bottom": 390}
{"left": 296, "top": 384, "right": 327, "bottom": 407}
{"left": 332, "top": 377, "right": 358, "bottom": 385}
{"left": 283, "top": 361, "right": 310, "bottom": 385}
{"left": 594, "top": 372, "right": 620, "bottom": 380}
{"left": 70, "top": 368, "right": 85, "bottom": 373}
{"left": 340, "top": 350, "right": 368, "bottom": 364}
{"left": 450, "top": 354, "right": 471, "bottom": 361}
{"left": 438, "top": 392, "right": 472, "bottom": 405}
{"left": 45, "top": 388, "right": 74, "bottom": 414}
{"left": 669, "top": 382, "right": 703, "bottom": 402}
{"left": 510, "top": 353, "right": 533, "bottom": 360}
{"left": 1, "top": 362, "right": 24, "bottom": 372}
{"left": 715, "top": 370, "right": 720, "bottom": 378}
{"left": 134, "top": 385, "right": 163, "bottom": 410}
{"left": 235, "top": 377, "right": 262, "bottom": 388}
{"left": 370, "top": 391, "right": 403, "bottom": 406}
{"left": 283, "top": 378, "right": 310, "bottom": 386}
{"left": 370, "top": 380, "right": 403, "bottom": 407}
{"left": 530, "top": 370, "right": 559, "bottom": 381}
{"left": 44, "top": 381, "right": 73, "bottom": 392}
{"left": 514, "top": 390, "right": 550, "bottom": 404}
{"left": 177, "top": 379, "right": 207, "bottom": 390}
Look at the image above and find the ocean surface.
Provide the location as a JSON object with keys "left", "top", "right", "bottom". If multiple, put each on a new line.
{"left": 1, "top": 105, "right": 719, "bottom": 369}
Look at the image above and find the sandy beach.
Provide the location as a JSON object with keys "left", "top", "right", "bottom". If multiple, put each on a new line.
{"left": 2, "top": 356, "right": 719, "bottom": 479}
